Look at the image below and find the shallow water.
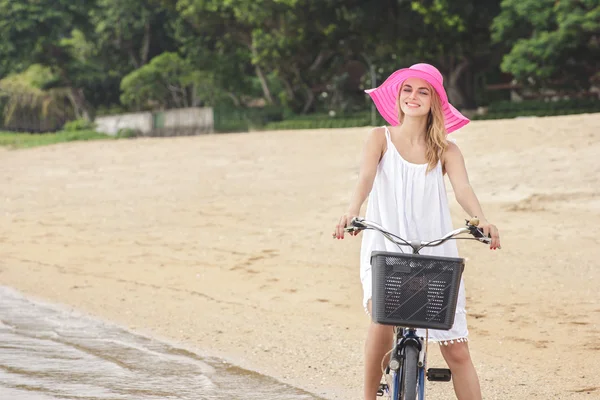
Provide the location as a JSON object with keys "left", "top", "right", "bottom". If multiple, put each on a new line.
{"left": 0, "top": 286, "right": 322, "bottom": 400}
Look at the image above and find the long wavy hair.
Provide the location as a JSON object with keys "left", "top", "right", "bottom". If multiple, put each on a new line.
{"left": 397, "top": 82, "right": 448, "bottom": 172}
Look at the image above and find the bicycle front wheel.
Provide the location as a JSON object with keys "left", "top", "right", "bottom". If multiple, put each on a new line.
{"left": 400, "top": 344, "right": 419, "bottom": 400}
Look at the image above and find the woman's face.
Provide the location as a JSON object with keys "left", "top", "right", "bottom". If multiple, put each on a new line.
{"left": 399, "top": 77, "right": 432, "bottom": 118}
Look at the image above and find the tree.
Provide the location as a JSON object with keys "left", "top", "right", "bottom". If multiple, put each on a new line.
{"left": 492, "top": 0, "right": 600, "bottom": 92}
{"left": 174, "top": 0, "right": 280, "bottom": 105}
{"left": 174, "top": 0, "right": 418, "bottom": 113}
{"left": 406, "top": 0, "right": 502, "bottom": 108}
{"left": 0, "top": 65, "right": 75, "bottom": 131}
{"left": 92, "top": 0, "right": 177, "bottom": 69}
{"left": 0, "top": 0, "right": 97, "bottom": 119}
{"left": 120, "top": 52, "right": 217, "bottom": 110}
{"left": 169, "top": 6, "right": 256, "bottom": 108}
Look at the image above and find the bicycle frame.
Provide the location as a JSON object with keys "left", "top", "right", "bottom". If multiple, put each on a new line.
{"left": 389, "top": 245, "right": 429, "bottom": 400}
{"left": 386, "top": 327, "right": 425, "bottom": 399}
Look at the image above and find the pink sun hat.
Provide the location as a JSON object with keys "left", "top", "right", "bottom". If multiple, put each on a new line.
{"left": 365, "top": 63, "right": 469, "bottom": 133}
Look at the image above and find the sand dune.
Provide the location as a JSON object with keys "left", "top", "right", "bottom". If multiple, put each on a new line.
{"left": 1, "top": 113, "right": 599, "bottom": 399}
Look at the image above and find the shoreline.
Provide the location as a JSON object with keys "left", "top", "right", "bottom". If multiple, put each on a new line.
{"left": 0, "top": 285, "right": 326, "bottom": 400}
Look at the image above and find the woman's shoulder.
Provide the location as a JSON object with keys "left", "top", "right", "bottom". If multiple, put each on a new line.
{"left": 362, "top": 126, "right": 388, "bottom": 160}
{"left": 367, "top": 126, "right": 387, "bottom": 139}
{"left": 444, "top": 139, "right": 462, "bottom": 157}
{"left": 442, "top": 139, "right": 465, "bottom": 169}
{"left": 362, "top": 126, "right": 388, "bottom": 146}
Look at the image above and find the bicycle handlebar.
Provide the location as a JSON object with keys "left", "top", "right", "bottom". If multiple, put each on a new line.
{"left": 345, "top": 216, "right": 493, "bottom": 253}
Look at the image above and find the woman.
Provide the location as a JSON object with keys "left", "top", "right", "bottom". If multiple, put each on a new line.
{"left": 333, "top": 63, "right": 500, "bottom": 400}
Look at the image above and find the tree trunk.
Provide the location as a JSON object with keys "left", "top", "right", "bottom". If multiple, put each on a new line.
{"left": 68, "top": 87, "right": 91, "bottom": 121}
{"left": 191, "top": 84, "right": 199, "bottom": 107}
{"left": 281, "top": 77, "right": 295, "bottom": 101}
{"left": 167, "top": 84, "right": 183, "bottom": 108}
{"left": 446, "top": 58, "right": 470, "bottom": 109}
{"left": 140, "top": 21, "right": 151, "bottom": 66}
{"left": 255, "top": 64, "right": 274, "bottom": 105}
{"left": 128, "top": 48, "right": 141, "bottom": 69}
{"left": 301, "top": 87, "right": 315, "bottom": 114}
{"left": 51, "top": 47, "right": 92, "bottom": 121}
{"left": 461, "top": 68, "right": 477, "bottom": 109}
{"left": 309, "top": 50, "right": 328, "bottom": 71}
{"left": 251, "top": 44, "right": 274, "bottom": 105}
{"left": 292, "top": 65, "right": 314, "bottom": 114}
{"left": 227, "top": 92, "right": 241, "bottom": 107}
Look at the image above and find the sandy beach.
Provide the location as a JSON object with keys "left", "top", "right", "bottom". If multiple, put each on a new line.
{"left": 1, "top": 113, "right": 599, "bottom": 399}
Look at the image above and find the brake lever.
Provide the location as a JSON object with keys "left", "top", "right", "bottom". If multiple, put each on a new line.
{"left": 465, "top": 217, "right": 500, "bottom": 248}
{"left": 332, "top": 219, "right": 363, "bottom": 238}
{"left": 341, "top": 217, "right": 366, "bottom": 234}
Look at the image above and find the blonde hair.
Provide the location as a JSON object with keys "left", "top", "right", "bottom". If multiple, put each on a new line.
{"left": 397, "top": 82, "right": 448, "bottom": 172}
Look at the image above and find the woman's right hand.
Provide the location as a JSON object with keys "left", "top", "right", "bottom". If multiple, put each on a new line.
{"left": 333, "top": 212, "right": 359, "bottom": 239}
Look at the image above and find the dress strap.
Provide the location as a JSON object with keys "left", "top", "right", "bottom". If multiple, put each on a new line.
{"left": 382, "top": 126, "right": 392, "bottom": 156}
{"left": 383, "top": 126, "right": 391, "bottom": 141}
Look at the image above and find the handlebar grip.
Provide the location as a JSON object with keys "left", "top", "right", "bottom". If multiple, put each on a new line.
{"left": 350, "top": 217, "right": 367, "bottom": 229}
{"left": 468, "top": 225, "right": 494, "bottom": 245}
{"left": 466, "top": 217, "right": 497, "bottom": 246}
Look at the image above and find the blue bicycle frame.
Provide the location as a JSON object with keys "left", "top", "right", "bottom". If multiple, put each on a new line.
{"left": 388, "top": 328, "right": 426, "bottom": 400}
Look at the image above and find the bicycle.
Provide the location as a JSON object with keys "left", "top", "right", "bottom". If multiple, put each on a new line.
{"left": 345, "top": 216, "right": 492, "bottom": 400}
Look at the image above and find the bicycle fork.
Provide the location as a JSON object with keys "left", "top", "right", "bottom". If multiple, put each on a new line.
{"left": 377, "top": 328, "right": 453, "bottom": 399}
{"left": 378, "top": 328, "right": 424, "bottom": 398}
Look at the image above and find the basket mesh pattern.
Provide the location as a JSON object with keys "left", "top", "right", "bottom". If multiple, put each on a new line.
{"left": 371, "top": 251, "right": 465, "bottom": 330}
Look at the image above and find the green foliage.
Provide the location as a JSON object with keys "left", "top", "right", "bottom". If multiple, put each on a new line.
{"left": 95, "top": 104, "right": 128, "bottom": 117}
{"left": 0, "top": 1, "right": 101, "bottom": 120}
{"left": 120, "top": 52, "right": 217, "bottom": 109}
{"left": 405, "top": 0, "right": 502, "bottom": 108}
{"left": 411, "top": 0, "right": 466, "bottom": 32}
{"left": 116, "top": 128, "right": 139, "bottom": 138}
{"left": 213, "top": 106, "right": 385, "bottom": 133}
{"left": 492, "top": 0, "right": 600, "bottom": 90}
{"left": 0, "top": 65, "right": 75, "bottom": 131}
{"left": 92, "top": 0, "right": 177, "bottom": 68}
{"left": 474, "top": 109, "right": 600, "bottom": 120}
{"left": 175, "top": 0, "right": 406, "bottom": 114}
{"left": 264, "top": 116, "right": 371, "bottom": 130}
{"left": 63, "top": 118, "right": 97, "bottom": 131}
{"left": 488, "top": 98, "right": 600, "bottom": 113}
{"left": 10, "top": 64, "right": 58, "bottom": 89}
{"left": 0, "top": 0, "right": 595, "bottom": 132}
{"left": 474, "top": 98, "right": 600, "bottom": 119}
{"left": 213, "top": 105, "right": 284, "bottom": 133}
{"left": 0, "top": 130, "right": 112, "bottom": 149}
{"left": 0, "top": 0, "right": 93, "bottom": 67}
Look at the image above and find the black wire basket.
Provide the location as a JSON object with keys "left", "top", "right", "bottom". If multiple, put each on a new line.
{"left": 370, "top": 251, "right": 465, "bottom": 330}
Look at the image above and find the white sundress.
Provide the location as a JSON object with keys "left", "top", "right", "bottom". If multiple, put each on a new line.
{"left": 360, "top": 126, "right": 468, "bottom": 345}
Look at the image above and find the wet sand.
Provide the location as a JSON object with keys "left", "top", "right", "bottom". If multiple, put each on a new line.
{"left": 1, "top": 113, "right": 599, "bottom": 399}
{"left": 0, "top": 286, "right": 320, "bottom": 400}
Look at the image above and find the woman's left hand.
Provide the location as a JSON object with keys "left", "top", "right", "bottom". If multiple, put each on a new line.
{"left": 480, "top": 220, "right": 501, "bottom": 250}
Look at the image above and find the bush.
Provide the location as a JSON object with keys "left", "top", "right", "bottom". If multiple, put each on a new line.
{"left": 0, "top": 129, "right": 111, "bottom": 149}
{"left": 473, "top": 106, "right": 600, "bottom": 121}
{"left": 264, "top": 117, "right": 371, "bottom": 130}
{"left": 474, "top": 97, "right": 600, "bottom": 120}
{"left": 63, "top": 119, "right": 97, "bottom": 131}
{"left": 213, "top": 105, "right": 284, "bottom": 132}
{"left": 116, "top": 128, "right": 139, "bottom": 138}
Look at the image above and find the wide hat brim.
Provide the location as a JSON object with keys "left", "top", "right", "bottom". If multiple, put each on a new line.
{"left": 365, "top": 68, "right": 469, "bottom": 134}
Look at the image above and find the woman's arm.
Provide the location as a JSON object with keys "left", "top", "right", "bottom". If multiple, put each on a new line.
{"left": 444, "top": 142, "right": 501, "bottom": 249}
{"left": 334, "top": 127, "right": 386, "bottom": 239}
